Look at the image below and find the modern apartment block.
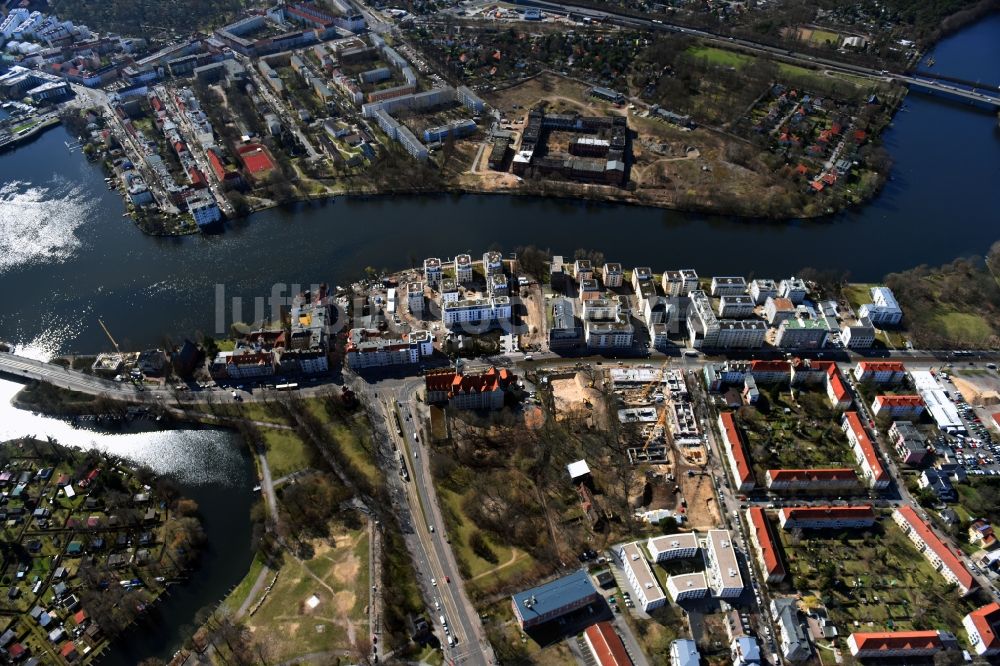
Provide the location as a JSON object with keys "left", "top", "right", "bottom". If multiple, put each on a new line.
{"left": 666, "top": 572, "right": 709, "bottom": 602}
{"left": 718, "top": 412, "right": 755, "bottom": 492}
{"left": 585, "top": 319, "right": 634, "bottom": 349}
{"left": 842, "top": 412, "right": 889, "bottom": 489}
{"left": 764, "top": 296, "right": 796, "bottom": 326}
{"left": 745, "top": 507, "right": 786, "bottom": 583}
{"left": 407, "top": 281, "right": 424, "bottom": 314}
{"left": 718, "top": 295, "right": 755, "bottom": 318}
{"left": 423, "top": 257, "right": 442, "bottom": 285}
{"left": 837, "top": 317, "right": 873, "bottom": 347}
{"left": 847, "top": 631, "right": 955, "bottom": 659}
{"left": 749, "top": 279, "right": 778, "bottom": 304}
{"left": 662, "top": 269, "right": 699, "bottom": 297}
{"left": 778, "top": 277, "right": 808, "bottom": 304}
{"left": 893, "top": 506, "right": 976, "bottom": 595}
{"left": 854, "top": 361, "right": 907, "bottom": 385}
{"left": 483, "top": 250, "right": 504, "bottom": 277}
{"left": 631, "top": 266, "right": 654, "bottom": 294}
{"left": 704, "top": 530, "right": 744, "bottom": 599}
{"left": 581, "top": 298, "right": 620, "bottom": 321}
{"left": 618, "top": 542, "right": 666, "bottom": 612}
{"left": 602, "top": 262, "right": 623, "bottom": 288}
{"left": 454, "top": 253, "right": 473, "bottom": 284}
{"left": 778, "top": 505, "right": 876, "bottom": 530}
{"left": 859, "top": 286, "right": 903, "bottom": 326}
{"left": 889, "top": 421, "right": 929, "bottom": 465}
{"left": 647, "top": 533, "right": 700, "bottom": 562}
{"left": 710, "top": 276, "right": 747, "bottom": 297}
{"left": 775, "top": 315, "right": 829, "bottom": 349}
{"left": 345, "top": 328, "right": 432, "bottom": 369}
{"left": 573, "top": 258, "right": 594, "bottom": 282}
{"left": 442, "top": 296, "right": 511, "bottom": 329}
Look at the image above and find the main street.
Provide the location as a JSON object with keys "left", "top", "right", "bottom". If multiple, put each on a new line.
{"left": 355, "top": 374, "right": 495, "bottom": 665}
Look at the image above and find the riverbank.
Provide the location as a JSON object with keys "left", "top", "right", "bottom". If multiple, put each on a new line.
{"left": 0, "top": 114, "right": 60, "bottom": 154}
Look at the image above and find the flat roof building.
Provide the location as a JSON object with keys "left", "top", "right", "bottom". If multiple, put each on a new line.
{"left": 618, "top": 542, "right": 666, "bottom": 612}
{"left": 647, "top": 533, "right": 700, "bottom": 562}
{"left": 666, "top": 572, "right": 708, "bottom": 602}
{"left": 704, "top": 530, "right": 743, "bottom": 599}
{"left": 511, "top": 570, "right": 601, "bottom": 629}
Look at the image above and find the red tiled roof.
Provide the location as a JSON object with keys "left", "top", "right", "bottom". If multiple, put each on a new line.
{"left": 857, "top": 361, "right": 906, "bottom": 373}
{"left": 60, "top": 642, "right": 77, "bottom": 657}
{"left": 425, "top": 367, "right": 514, "bottom": 397}
{"left": 584, "top": 621, "right": 633, "bottom": 666}
{"left": 781, "top": 505, "right": 875, "bottom": 522}
{"left": 767, "top": 468, "right": 857, "bottom": 483}
{"left": 237, "top": 143, "right": 276, "bottom": 176}
{"left": 896, "top": 506, "right": 975, "bottom": 591}
{"left": 968, "top": 602, "right": 1000, "bottom": 651}
{"left": 844, "top": 412, "right": 887, "bottom": 483}
{"left": 207, "top": 148, "right": 226, "bottom": 181}
{"left": 74, "top": 610, "right": 87, "bottom": 624}
{"left": 747, "top": 507, "right": 785, "bottom": 578}
{"left": 851, "top": 630, "right": 943, "bottom": 653}
{"left": 875, "top": 395, "right": 924, "bottom": 407}
{"left": 719, "top": 412, "right": 753, "bottom": 486}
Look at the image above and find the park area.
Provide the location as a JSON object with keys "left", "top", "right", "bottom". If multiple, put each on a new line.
{"left": 780, "top": 517, "right": 977, "bottom": 634}
{"left": 215, "top": 528, "right": 371, "bottom": 664}
{"left": 736, "top": 388, "right": 855, "bottom": 479}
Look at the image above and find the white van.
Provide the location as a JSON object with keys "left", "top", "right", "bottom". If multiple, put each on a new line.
{"left": 439, "top": 615, "right": 447, "bottom": 627}
{"left": 447, "top": 635, "right": 455, "bottom": 647}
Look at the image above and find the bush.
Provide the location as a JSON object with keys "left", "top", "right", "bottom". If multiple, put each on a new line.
{"left": 469, "top": 530, "right": 499, "bottom": 565}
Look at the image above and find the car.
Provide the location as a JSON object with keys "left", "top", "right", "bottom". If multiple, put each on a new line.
{"left": 429, "top": 525, "right": 434, "bottom": 532}
{"left": 431, "top": 578, "right": 437, "bottom": 586}
{"left": 445, "top": 576, "right": 450, "bottom": 583}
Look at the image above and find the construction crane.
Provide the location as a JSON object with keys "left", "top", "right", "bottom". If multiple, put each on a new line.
{"left": 98, "top": 318, "right": 142, "bottom": 388}
{"left": 98, "top": 319, "right": 122, "bottom": 357}
{"left": 641, "top": 358, "right": 671, "bottom": 403}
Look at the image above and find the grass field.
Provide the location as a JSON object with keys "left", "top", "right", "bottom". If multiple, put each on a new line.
{"left": 934, "top": 312, "right": 995, "bottom": 346}
{"left": 806, "top": 28, "right": 840, "bottom": 45}
{"left": 263, "top": 427, "right": 313, "bottom": 478}
{"left": 189, "top": 400, "right": 290, "bottom": 425}
{"left": 245, "top": 529, "right": 369, "bottom": 662}
{"left": 688, "top": 45, "right": 753, "bottom": 68}
{"left": 781, "top": 518, "right": 976, "bottom": 633}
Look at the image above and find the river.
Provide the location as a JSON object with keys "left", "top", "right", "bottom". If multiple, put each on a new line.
{"left": 0, "top": 17, "right": 998, "bottom": 355}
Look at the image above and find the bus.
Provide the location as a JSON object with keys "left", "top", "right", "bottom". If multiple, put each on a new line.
{"left": 275, "top": 383, "right": 299, "bottom": 391}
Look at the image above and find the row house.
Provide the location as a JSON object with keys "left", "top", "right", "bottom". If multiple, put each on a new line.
{"left": 778, "top": 505, "right": 876, "bottom": 530}
{"left": 964, "top": 602, "right": 1000, "bottom": 657}
{"left": 871, "top": 394, "right": 925, "bottom": 419}
{"left": 745, "top": 507, "right": 786, "bottom": 583}
{"left": 718, "top": 413, "right": 755, "bottom": 492}
{"left": 842, "top": 412, "right": 889, "bottom": 489}
{"left": 765, "top": 468, "right": 860, "bottom": 492}
{"left": 854, "top": 361, "right": 907, "bottom": 385}
{"left": 893, "top": 506, "right": 976, "bottom": 595}
{"left": 847, "top": 631, "right": 955, "bottom": 659}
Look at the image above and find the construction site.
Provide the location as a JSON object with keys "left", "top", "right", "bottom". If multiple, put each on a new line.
{"left": 610, "top": 364, "right": 719, "bottom": 532}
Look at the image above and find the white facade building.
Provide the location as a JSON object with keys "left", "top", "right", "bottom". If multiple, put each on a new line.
{"left": 704, "top": 530, "right": 744, "bottom": 599}
{"left": 647, "top": 533, "right": 700, "bottom": 562}
{"left": 618, "top": 542, "right": 666, "bottom": 612}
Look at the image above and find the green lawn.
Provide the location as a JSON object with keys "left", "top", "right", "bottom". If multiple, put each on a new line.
{"left": 808, "top": 28, "right": 840, "bottom": 45}
{"left": 842, "top": 283, "right": 876, "bottom": 313}
{"left": 687, "top": 45, "right": 753, "bottom": 68}
{"left": 263, "top": 428, "right": 312, "bottom": 478}
{"left": 934, "top": 312, "right": 995, "bottom": 346}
